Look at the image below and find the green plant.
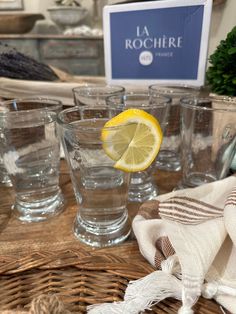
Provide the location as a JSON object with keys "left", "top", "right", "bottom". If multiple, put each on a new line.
{"left": 55, "top": 0, "right": 81, "bottom": 6}
{"left": 206, "top": 26, "right": 236, "bottom": 96}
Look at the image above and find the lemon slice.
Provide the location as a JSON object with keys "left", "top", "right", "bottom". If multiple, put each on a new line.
{"left": 101, "top": 108, "right": 163, "bottom": 172}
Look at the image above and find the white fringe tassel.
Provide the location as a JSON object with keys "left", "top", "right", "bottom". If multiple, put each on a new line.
{"left": 87, "top": 270, "right": 183, "bottom": 314}
{"left": 202, "top": 281, "right": 236, "bottom": 299}
{"left": 178, "top": 289, "right": 196, "bottom": 314}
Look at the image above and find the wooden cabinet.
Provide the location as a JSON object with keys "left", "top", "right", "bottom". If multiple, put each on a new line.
{"left": 0, "top": 35, "right": 105, "bottom": 76}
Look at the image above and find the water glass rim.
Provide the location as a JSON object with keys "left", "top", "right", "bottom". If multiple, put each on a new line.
{"left": 180, "top": 96, "right": 236, "bottom": 112}
{"left": 149, "top": 84, "right": 201, "bottom": 95}
{"left": 0, "top": 97, "right": 62, "bottom": 116}
{"left": 72, "top": 84, "right": 125, "bottom": 95}
{"left": 57, "top": 107, "right": 136, "bottom": 132}
{"left": 106, "top": 93, "right": 171, "bottom": 108}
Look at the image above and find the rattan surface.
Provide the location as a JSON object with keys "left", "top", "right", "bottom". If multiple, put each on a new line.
{"left": 0, "top": 161, "right": 223, "bottom": 313}
{"left": 0, "top": 249, "right": 223, "bottom": 314}
{"left": 0, "top": 249, "right": 152, "bottom": 313}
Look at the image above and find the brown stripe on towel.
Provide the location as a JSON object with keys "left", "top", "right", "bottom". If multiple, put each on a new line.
{"left": 154, "top": 248, "right": 165, "bottom": 270}
{"left": 154, "top": 236, "right": 175, "bottom": 269}
{"left": 159, "top": 211, "right": 208, "bottom": 224}
{"left": 137, "top": 200, "right": 161, "bottom": 220}
{"left": 225, "top": 202, "right": 236, "bottom": 206}
{"left": 225, "top": 187, "right": 236, "bottom": 207}
{"left": 160, "top": 203, "right": 222, "bottom": 218}
{"left": 159, "top": 196, "right": 223, "bottom": 224}
{"left": 164, "top": 196, "right": 222, "bottom": 214}
{"left": 156, "top": 236, "right": 175, "bottom": 259}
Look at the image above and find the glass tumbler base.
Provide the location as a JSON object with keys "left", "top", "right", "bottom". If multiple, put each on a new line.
{"left": 175, "top": 173, "right": 217, "bottom": 190}
{"left": 73, "top": 212, "right": 131, "bottom": 248}
{"left": 155, "top": 150, "right": 181, "bottom": 172}
{"left": 13, "top": 189, "right": 65, "bottom": 223}
{"left": 156, "top": 160, "right": 181, "bottom": 172}
{"left": 128, "top": 182, "right": 159, "bottom": 202}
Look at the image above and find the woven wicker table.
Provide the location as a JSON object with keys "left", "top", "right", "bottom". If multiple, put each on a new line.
{"left": 0, "top": 160, "right": 223, "bottom": 313}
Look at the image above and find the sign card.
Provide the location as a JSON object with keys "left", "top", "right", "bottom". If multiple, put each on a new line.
{"left": 103, "top": 0, "right": 213, "bottom": 86}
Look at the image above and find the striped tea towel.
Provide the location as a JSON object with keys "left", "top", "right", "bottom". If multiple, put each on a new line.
{"left": 87, "top": 175, "right": 236, "bottom": 314}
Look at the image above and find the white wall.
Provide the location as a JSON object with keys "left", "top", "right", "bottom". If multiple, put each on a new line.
{"left": 23, "top": 0, "right": 236, "bottom": 56}
{"left": 209, "top": 0, "right": 236, "bottom": 56}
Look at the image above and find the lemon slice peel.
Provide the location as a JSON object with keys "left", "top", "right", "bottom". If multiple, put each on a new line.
{"left": 101, "top": 108, "right": 163, "bottom": 172}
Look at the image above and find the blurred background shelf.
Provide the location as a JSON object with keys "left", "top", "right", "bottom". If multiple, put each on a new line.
{"left": 0, "top": 34, "right": 105, "bottom": 76}
{"left": 0, "top": 13, "right": 44, "bottom": 34}
{"left": 0, "top": 0, "right": 234, "bottom": 78}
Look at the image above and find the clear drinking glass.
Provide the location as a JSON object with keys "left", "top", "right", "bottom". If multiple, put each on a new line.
{"left": 106, "top": 91, "right": 170, "bottom": 202}
{"left": 57, "top": 106, "right": 131, "bottom": 247}
{"left": 72, "top": 84, "right": 125, "bottom": 110}
{"left": 0, "top": 98, "right": 64, "bottom": 222}
{"left": 179, "top": 96, "right": 236, "bottom": 188}
{"left": 0, "top": 157, "right": 11, "bottom": 187}
{"left": 0, "top": 106, "right": 12, "bottom": 186}
{"left": 149, "top": 85, "right": 200, "bottom": 171}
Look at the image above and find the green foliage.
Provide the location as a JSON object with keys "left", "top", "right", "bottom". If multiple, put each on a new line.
{"left": 206, "top": 26, "right": 236, "bottom": 96}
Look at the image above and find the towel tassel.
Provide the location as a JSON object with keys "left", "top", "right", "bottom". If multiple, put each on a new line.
{"left": 87, "top": 255, "right": 183, "bottom": 314}
{"left": 202, "top": 281, "right": 236, "bottom": 299}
